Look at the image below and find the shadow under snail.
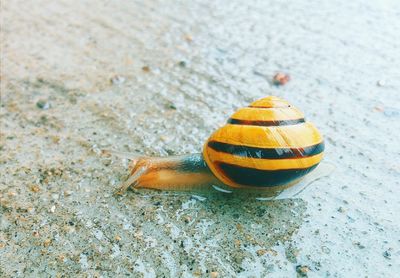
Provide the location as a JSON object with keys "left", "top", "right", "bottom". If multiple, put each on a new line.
{"left": 106, "top": 96, "right": 332, "bottom": 199}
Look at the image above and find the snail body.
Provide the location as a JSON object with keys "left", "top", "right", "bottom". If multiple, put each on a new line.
{"left": 114, "top": 96, "right": 327, "bottom": 198}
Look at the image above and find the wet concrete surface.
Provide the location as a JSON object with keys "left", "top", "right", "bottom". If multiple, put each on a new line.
{"left": 1, "top": 0, "right": 400, "bottom": 277}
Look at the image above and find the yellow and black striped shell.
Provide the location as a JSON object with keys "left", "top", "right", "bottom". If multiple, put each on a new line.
{"left": 203, "top": 96, "right": 324, "bottom": 189}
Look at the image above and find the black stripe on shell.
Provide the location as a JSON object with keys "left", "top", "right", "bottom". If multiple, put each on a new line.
{"left": 216, "top": 162, "right": 318, "bottom": 187}
{"left": 227, "top": 118, "right": 305, "bottom": 126}
{"left": 207, "top": 141, "right": 324, "bottom": 159}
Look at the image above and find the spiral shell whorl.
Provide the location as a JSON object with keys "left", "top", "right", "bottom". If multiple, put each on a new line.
{"left": 203, "top": 96, "right": 324, "bottom": 189}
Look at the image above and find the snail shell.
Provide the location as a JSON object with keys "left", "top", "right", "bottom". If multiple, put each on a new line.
{"left": 203, "top": 96, "right": 324, "bottom": 189}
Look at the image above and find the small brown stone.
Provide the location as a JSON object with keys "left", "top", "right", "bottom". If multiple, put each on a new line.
{"left": 272, "top": 72, "right": 290, "bottom": 86}
{"left": 43, "top": 239, "right": 52, "bottom": 247}
{"left": 64, "top": 190, "right": 73, "bottom": 196}
{"left": 184, "top": 34, "right": 193, "bottom": 42}
{"left": 51, "top": 136, "right": 61, "bottom": 144}
{"left": 31, "top": 185, "right": 40, "bottom": 192}
{"left": 256, "top": 249, "right": 267, "bottom": 256}
{"left": 296, "top": 265, "right": 310, "bottom": 277}
{"left": 8, "top": 191, "right": 17, "bottom": 197}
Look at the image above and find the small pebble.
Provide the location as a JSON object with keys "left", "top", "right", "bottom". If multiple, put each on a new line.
{"left": 51, "top": 136, "right": 60, "bottom": 144}
{"left": 353, "top": 241, "right": 365, "bottom": 249}
{"left": 50, "top": 205, "right": 56, "bottom": 213}
{"left": 337, "top": 207, "right": 346, "bottom": 213}
{"left": 64, "top": 190, "right": 73, "bottom": 196}
{"left": 321, "top": 245, "right": 331, "bottom": 254}
{"left": 184, "top": 34, "right": 193, "bottom": 42}
{"left": 377, "top": 80, "right": 386, "bottom": 87}
{"left": 383, "top": 249, "right": 392, "bottom": 259}
{"left": 373, "top": 106, "right": 384, "bottom": 112}
{"left": 165, "top": 102, "right": 177, "bottom": 110}
{"left": 183, "top": 216, "right": 191, "bottom": 223}
{"left": 8, "top": 191, "right": 17, "bottom": 197}
{"left": 36, "top": 100, "right": 50, "bottom": 110}
{"left": 256, "top": 249, "right": 267, "bottom": 256}
{"left": 30, "top": 185, "right": 40, "bottom": 192}
{"left": 43, "top": 239, "right": 51, "bottom": 247}
{"left": 296, "top": 265, "right": 310, "bottom": 277}
{"left": 110, "top": 75, "right": 126, "bottom": 85}
{"left": 272, "top": 72, "right": 290, "bottom": 86}
{"left": 142, "top": 66, "right": 150, "bottom": 72}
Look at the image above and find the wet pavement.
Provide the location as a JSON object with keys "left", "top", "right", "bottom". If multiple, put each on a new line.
{"left": 1, "top": 0, "right": 400, "bottom": 276}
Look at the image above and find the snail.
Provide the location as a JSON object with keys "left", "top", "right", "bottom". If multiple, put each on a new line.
{"left": 107, "top": 96, "right": 331, "bottom": 199}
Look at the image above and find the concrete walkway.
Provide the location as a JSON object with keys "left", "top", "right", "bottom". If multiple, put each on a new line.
{"left": 1, "top": 0, "right": 399, "bottom": 276}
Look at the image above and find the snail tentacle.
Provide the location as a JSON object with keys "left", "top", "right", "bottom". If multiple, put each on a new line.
{"left": 115, "top": 164, "right": 148, "bottom": 195}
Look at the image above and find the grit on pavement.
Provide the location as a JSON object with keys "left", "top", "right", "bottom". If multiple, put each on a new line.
{"left": 1, "top": 0, "right": 399, "bottom": 276}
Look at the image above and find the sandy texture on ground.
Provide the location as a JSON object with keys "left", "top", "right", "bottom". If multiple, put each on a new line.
{"left": 1, "top": 0, "right": 400, "bottom": 277}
